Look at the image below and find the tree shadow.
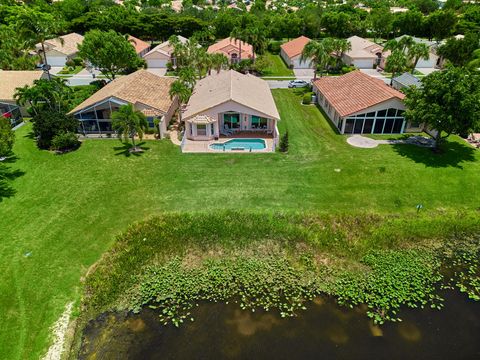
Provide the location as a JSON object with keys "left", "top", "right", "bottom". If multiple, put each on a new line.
{"left": 0, "top": 154, "right": 25, "bottom": 203}
{"left": 391, "top": 140, "right": 477, "bottom": 168}
{"left": 113, "top": 142, "right": 150, "bottom": 157}
{"left": 23, "top": 130, "right": 35, "bottom": 139}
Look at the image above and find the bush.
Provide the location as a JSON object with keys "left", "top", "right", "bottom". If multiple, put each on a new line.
{"left": 65, "top": 59, "right": 75, "bottom": 67}
{"left": 0, "top": 117, "right": 15, "bottom": 157}
{"left": 166, "top": 61, "right": 174, "bottom": 71}
{"left": 72, "top": 56, "right": 83, "bottom": 66}
{"left": 341, "top": 66, "right": 356, "bottom": 74}
{"left": 32, "top": 111, "right": 78, "bottom": 149}
{"left": 279, "top": 131, "right": 289, "bottom": 152}
{"left": 51, "top": 131, "right": 80, "bottom": 153}
{"left": 268, "top": 41, "right": 282, "bottom": 54}
{"left": 302, "top": 92, "right": 312, "bottom": 105}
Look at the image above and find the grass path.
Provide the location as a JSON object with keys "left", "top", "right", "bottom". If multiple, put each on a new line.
{"left": 0, "top": 89, "right": 479, "bottom": 359}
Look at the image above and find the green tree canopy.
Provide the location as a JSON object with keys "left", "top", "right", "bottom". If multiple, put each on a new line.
{"left": 404, "top": 67, "right": 480, "bottom": 149}
{"left": 111, "top": 104, "right": 148, "bottom": 149}
{"left": 78, "top": 30, "right": 143, "bottom": 80}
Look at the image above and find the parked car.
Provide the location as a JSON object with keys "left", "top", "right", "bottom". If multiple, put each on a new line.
{"left": 288, "top": 80, "right": 309, "bottom": 88}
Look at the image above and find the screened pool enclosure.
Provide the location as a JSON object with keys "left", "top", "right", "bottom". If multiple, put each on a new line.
{"left": 337, "top": 108, "right": 406, "bottom": 135}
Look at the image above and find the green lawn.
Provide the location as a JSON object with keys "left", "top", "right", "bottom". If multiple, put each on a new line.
{"left": 0, "top": 89, "right": 479, "bottom": 359}
{"left": 261, "top": 52, "right": 295, "bottom": 77}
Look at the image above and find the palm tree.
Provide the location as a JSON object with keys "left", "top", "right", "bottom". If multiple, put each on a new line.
{"left": 111, "top": 104, "right": 148, "bottom": 151}
{"left": 210, "top": 53, "right": 228, "bottom": 74}
{"left": 178, "top": 67, "right": 197, "bottom": 91}
{"left": 301, "top": 40, "right": 333, "bottom": 80}
{"left": 407, "top": 43, "right": 430, "bottom": 73}
{"left": 385, "top": 50, "right": 408, "bottom": 85}
{"left": 15, "top": 8, "right": 63, "bottom": 80}
{"left": 384, "top": 36, "right": 414, "bottom": 54}
{"left": 169, "top": 80, "right": 192, "bottom": 123}
{"left": 230, "top": 27, "right": 247, "bottom": 62}
{"left": 243, "top": 25, "right": 267, "bottom": 62}
{"left": 331, "top": 38, "right": 351, "bottom": 70}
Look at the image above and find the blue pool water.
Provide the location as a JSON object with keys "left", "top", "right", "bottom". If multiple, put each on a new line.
{"left": 210, "top": 138, "right": 267, "bottom": 151}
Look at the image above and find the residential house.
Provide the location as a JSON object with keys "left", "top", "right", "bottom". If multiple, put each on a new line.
{"left": 312, "top": 70, "right": 417, "bottom": 135}
{"left": 391, "top": 72, "right": 422, "bottom": 91}
{"left": 342, "top": 36, "right": 387, "bottom": 69}
{"left": 143, "top": 36, "right": 188, "bottom": 68}
{"left": 395, "top": 36, "right": 443, "bottom": 68}
{"left": 207, "top": 38, "right": 255, "bottom": 63}
{"left": 69, "top": 70, "right": 178, "bottom": 136}
{"left": 182, "top": 70, "right": 280, "bottom": 151}
{"left": 35, "top": 33, "right": 84, "bottom": 67}
{"left": 0, "top": 70, "right": 48, "bottom": 126}
{"left": 280, "top": 36, "right": 313, "bottom": 69}
{"left": 128, "top": 35, "right": 151, "bottom": 57}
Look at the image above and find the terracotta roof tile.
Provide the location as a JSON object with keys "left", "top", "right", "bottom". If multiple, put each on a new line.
{"left": 128, "top": 35, "right": 150, "bottom": 54}
{"left": 280, "top": 36, "right": 311, "bottom": 58}
{"left": 69, "top": 70, "right": 176, "bottom": 114}
{"left": 313, "top": 71, "right": 405, "bottom": 117}
{"left": 207, "top": 38, "right": 254, "bottom": 59}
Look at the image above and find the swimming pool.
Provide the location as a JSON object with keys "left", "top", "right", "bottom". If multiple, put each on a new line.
{"left": 209, "top": 138, "right": 267, "bottom": 151}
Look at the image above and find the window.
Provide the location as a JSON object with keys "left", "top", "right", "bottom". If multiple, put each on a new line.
{"left": 197, "top": 124, "right": 207, "bottom": 136}
{"left": 344, "top": 118, "right": 355, "bottom": 134}
{"left": 363, "top": 118, "right": 374, "bottom": 134}
{"left": 387, "top": 108, "right": 397, "bottom": 117}
{"left": 146, "top": 117, "right": 155, "bottom": 128}
{"left": 223, "top": 113, "right": 240, "bottom": 129}
{"left": 251, "top": 116, "right": 268, "bottom": 129}
{"left": 354, "top": 118, "right": 364, "bottom": 133}
{"left": 374, "top": 118, "right": 385, "bottom": 134}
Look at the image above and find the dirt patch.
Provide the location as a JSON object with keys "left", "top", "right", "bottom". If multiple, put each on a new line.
{"left": 42, "top": 302, "right": 73, "bottom": 360}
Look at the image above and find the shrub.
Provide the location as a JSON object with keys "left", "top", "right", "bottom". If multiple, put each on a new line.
{"left": 302, "top": 92, "right": 312, "bottom": 105}
{"left": 268, "top": 41, "right": 282, "bottom": 54}
{"left": 166, "top": 61, "right": 174, "bottom": 71}
{"left": 51, "top": 131, "right": 80, "bottom": 152}
{"left": 279, "top": 131, "right": 289, "bottom": 152}
{"left": 65, "top": 59, "right": 75, "bottom": 67}
{"left": 0, "top": 117, "right": 15, "bottom": 157}
{"left": 341, "top": 65, "right": 356, "bottom": 74}
{"left": 32, "top": 111, "right": 78, "bottom": 149}
{"left": 72, "top": 56, "right": 83, "bottom": 66}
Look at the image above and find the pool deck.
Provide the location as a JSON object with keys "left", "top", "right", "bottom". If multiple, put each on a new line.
{"left": 181, "top": 135, "right": 275, "bottom": 153}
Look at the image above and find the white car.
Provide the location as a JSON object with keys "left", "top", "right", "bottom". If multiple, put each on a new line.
{"left": 288, "top": 80, "right": 309, "bottom": 88}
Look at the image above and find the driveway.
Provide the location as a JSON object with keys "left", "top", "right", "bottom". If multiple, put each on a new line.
{"left": 416, "top": 68, "right": 438, "bottom": 75}
{"left": 146, "top": 68, "right": 167, "bottom": 76}
{"left": 267, "top": 80, "right": 290, "bottom": 89}
{"left": 293, "top": 69, "right": 314, "bottom": 80}
{"left": 359, "top": 68, "right": 390, "bottom": 84}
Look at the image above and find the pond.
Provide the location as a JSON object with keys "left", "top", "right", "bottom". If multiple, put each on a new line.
{"left": 79, "top": 291, "right": 480, "bottom": 359}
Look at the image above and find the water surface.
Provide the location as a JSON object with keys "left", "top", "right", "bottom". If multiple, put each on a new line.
{"left": 79, "top": 292, "right": 480, "bottom": 359}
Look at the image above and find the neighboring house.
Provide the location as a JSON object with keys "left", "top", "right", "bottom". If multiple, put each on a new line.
{"left": 0, "top": 70, "right": 48, "bottom": 126}
{"left": 128, "top": 35, "right": 150, "bottom": 57}
{"left": 280, "top": 36, "right": 313, "bottom": 69}
{"left": 69, "top": 70, "right": 178, "bottom": 136}
{"left": 207, "top": 38, "right": 254, "bottom": 63}
{"left": 342, "top": 36, "right": 387, "bottom": 69}
{"left": 35, "top": 33, "right": 84, "bottom": 67}
{"left": 391, "top": 72, "right": 422, "bottom": 91}
{"left": 313, "top": 70, "right": 417, "bottom": 135}
{"left": 182, "top": 70, "right": 280, "bottom": 143}
{"left": 143, "top": 36, "right": 188, "bottom": 68}
{"left": 395, "top": 35, "right": 443, "bottom": 68}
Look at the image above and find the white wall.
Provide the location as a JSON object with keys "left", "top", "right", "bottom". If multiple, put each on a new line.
{"left": 280, "top": 48, "right": 292, "bottom": 68}
{"left": 291, "top": 55, "right": 313, "bottom": 69}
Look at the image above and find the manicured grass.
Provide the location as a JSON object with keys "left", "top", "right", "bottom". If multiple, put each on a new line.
{"left": 0, "top": 89, "right": 479, "bottom": 359}
{"left": 58, "top": 65, "right": 83, "bottom": 75}
{"left": 261, "top": 52, "right": 294, "bottom": 77}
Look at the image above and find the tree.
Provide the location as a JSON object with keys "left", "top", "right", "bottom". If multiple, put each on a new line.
{"left": 385, "top": 50, "right": 408, "bottom": 85}
{"left": 301, "top": 40, "right": 334, "bottom": 80}
{"left": 407, "top": 43, "right": 430, "bottom": 73}
{"left": 0, "top": 117, "right": 15, "bottom": 157}
{"left": 78, "top": 30, "right": 143, "bottom": 80}
{"left": 209, "top": 53, "right": 228, "bottom": 74}
{"left": 438, "top": 32, "right": 480, "bottom": 67}
{"left": 243, "top": 24, "right": 268, "bottom": 62}
{"left": 404, "top": 67, "right": 480, "bottom": 150}
{"left": 169, "top": 80, "right": 192, "bottom": 123}
{"left": 14, "top": 77, "right": 73, "bottom": 116}
{"left": 424, "top": 10, "right": 457, "bottom": 41}
{"left": 31, "top": 111, "right": 79, "bottom": 150}
{"left": 0, "top": 25, "right": 38, "bottom": 70}
{"left": 369, "top": 6, "right": 394, "bottom": 42}
{"left": 15, "top": 8, "right": 65, "bottom": 79}
{"left": 279, "top": 131, "right": 289, "bottom": 152}
{"left": 331, "top": 38, "right": 351, "bottom": 70}
{"left": 111, "top": 104, "right": 148, "bottom": 151}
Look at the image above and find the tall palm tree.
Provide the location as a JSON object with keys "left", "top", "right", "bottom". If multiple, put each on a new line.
{"left": 210, "top": 53, "right": 229, "bottom": 74}
{"left": 301, "top": 40, "right": 333, "bottom": 80}
{"left": 15, "top": 8, "right": 63, "bottom": 80}
{"left": 178, "top": 67, "right": 197, "bottom": 91}
{"left": 243, "top": 25, "right": 267, "bottom": 62}
{"left": 230, "top": 27, "right": 247, "bottom": 62}
{"left": 407, "top": 43, "right": 430, "bottom": 73}
{"left": 331, "top": 38, "right": 351, "bottom": 70}
{"left": 111, "top": 104, "right": 148, "bottom": 150}
{"left": 385, "top": 50, "right": 408, "bottom": 85}
{"left": 169, "top": 80, "right": 192, "bottom": 123}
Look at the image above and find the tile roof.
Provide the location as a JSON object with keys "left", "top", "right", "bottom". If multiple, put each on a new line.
{"left": 0, "top": 71, "right": 45, "bottom": 101}
{"left": 346, "top": 36, "right": 384, "bottom": 59}
{"left": 183, "top": 70, "right": 280, "bottom": 120}
{"left": 280, "top": 36, "right": 311, "bottom": 58}
{"left": 40, "top": 33, "right": 84, "bottom": 56}
{"left": 392, "top": 72, "right": 422, "bottom": 88}
{"left": 69, "top": 70, "right": 176, "bottom": 114}
{"left": 144, "top": 36, "right": 188, "bottom": 58}
{"left": 128, "top": 35, "right": 150, "bottom": 55}
{"left": 313, "top": 71, "right": 405, "bottom": 117}
{"left": 207, "top": 38, "right": 254, "bottom": 59}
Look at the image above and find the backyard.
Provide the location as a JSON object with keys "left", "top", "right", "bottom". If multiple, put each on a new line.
{"left": 0, "top": 89, "right": 479, "bottom": 359}
{"left": 260, "top": 52, "right": 295, "bottom": 77}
